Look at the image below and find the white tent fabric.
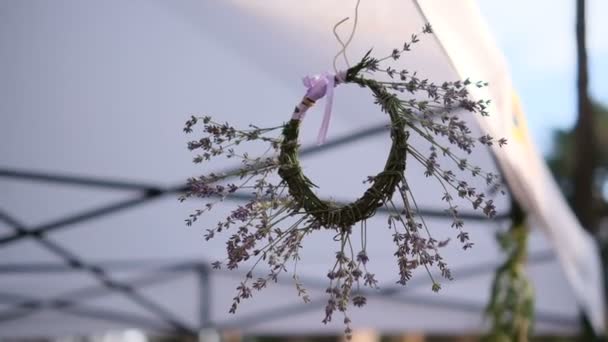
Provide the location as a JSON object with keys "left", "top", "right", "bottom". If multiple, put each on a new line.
{"left": 0, "top": 0, "right": 603, "bottom": 338}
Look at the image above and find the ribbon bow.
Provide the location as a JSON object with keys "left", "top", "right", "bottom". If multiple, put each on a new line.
{"left": 294, "top": 70, "right": 346, "bottom": 145}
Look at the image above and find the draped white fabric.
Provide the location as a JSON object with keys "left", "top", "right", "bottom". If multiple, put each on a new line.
{"left": 417, "top": 0, "right": 605, "bottom": 333}
{"left": 0, "top": 0, "right": 603, "bottom": 337}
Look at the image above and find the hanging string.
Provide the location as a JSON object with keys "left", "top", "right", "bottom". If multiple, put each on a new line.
{"left": 332, "top": 0, "right": 361, "bottom": 74}
{"left": 292, "top": 0, "right": 362, "bottom": 145}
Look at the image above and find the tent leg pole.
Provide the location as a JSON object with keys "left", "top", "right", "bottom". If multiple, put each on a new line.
{"left": 197, "top": 265, "right": 221, "bottom": 342}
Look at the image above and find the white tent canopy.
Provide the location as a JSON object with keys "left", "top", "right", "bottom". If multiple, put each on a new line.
{"left": 0, "top": 0, "right": 603, "bottom": 338}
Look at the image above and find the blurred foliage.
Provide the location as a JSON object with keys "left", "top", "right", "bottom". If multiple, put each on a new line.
{"left": 546, "top": 102, "right": 608, "bottom": 227}
{"left": 484, "top": 222, "right": 534, "bottom": 341}
{"left": 547, "top": 101, "right": 607, "bottom": 341}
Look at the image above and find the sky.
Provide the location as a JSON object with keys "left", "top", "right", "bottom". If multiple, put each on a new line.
{"left": 477, "top": 0, "right": 608, "bottom": 156}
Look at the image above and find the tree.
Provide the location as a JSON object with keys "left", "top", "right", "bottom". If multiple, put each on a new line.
{"left": 547, "top": 102, "right": 608, "bottom": 229}
{"left": 572, "top": 0, "right": 597, "bottom": 231}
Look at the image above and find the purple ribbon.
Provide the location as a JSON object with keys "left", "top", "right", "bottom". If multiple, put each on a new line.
{"left": 293, "top": 70, "right": 346, "bottom": 145}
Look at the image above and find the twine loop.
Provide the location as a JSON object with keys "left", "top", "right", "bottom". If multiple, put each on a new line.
{"left": 280, "top": 63, "right": 409, "bottom": 229}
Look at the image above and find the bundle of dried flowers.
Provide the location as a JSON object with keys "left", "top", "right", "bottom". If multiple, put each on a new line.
{"left": 182, "top": 25, "right": 506, "bottom": 338}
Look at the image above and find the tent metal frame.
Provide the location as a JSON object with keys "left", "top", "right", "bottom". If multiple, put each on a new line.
{"left": 0, "top": 125, "right": 574, "bottom": 337}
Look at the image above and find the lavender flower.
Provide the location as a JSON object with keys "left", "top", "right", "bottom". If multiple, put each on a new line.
{"left": 182, "top": 24, "right": 507, "bottom": 339}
